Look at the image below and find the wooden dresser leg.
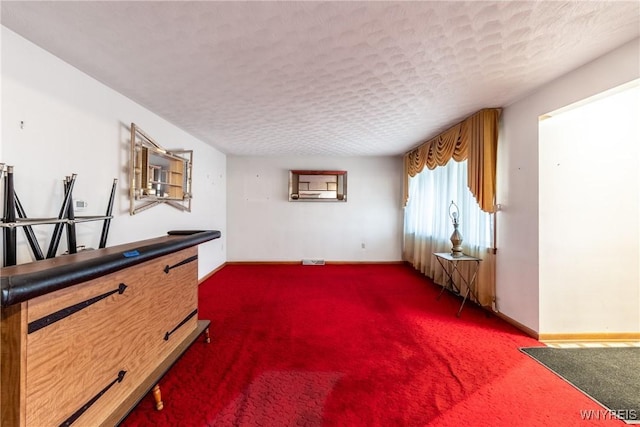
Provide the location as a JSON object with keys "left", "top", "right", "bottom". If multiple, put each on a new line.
{"left": 152, "top": 384, "right": 164, "bottom": 411}
{"left": 204, "top": 327, "right": 211, "bottom": 344}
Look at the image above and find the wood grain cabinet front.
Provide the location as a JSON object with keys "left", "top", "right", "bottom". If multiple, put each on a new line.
{"left": 1, "top": 231, "right": 219, "bottom": 427}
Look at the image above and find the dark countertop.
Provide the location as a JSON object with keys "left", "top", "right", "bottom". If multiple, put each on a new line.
{"left": 1, "top": 230, "right": 221, "bottom": 307}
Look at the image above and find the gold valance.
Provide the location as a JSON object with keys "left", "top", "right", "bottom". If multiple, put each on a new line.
{"left": 403, "top": 108, "right": 501, "bottom": 213}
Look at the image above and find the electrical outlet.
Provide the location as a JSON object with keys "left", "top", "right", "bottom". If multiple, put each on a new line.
{"left": 361, "top": 243, "right": 366, "bottom": 249}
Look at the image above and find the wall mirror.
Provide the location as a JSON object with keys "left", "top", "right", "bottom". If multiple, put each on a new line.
{"left": 289, "top": 170, "right": 347, "bottom": 202}
{"left": 130, "top": 123, "right": 193, "bottom": 215}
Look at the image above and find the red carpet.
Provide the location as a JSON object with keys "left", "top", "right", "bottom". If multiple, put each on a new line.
{"left": 121, "top": 264, "right": 623, "bottom": 426}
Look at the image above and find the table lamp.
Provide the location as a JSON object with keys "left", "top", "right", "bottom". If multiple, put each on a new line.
{"left": 449, "top": 200, "right": 463, "bottom": 257}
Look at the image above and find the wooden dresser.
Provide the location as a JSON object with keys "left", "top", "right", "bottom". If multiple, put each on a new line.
{"left": 1, "top": 230, "right": 220, "bottom": 426}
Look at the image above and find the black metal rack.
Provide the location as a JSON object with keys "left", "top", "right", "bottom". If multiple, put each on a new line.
{"left": 1, "top": 163, "right": 117, "bottom": 267}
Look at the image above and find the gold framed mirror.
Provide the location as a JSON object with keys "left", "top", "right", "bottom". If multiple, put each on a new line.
{"left": 129, "top": 123, "right": 193, "bottom": 215}
{"left": 288, "top": 170, "right": 347, "bottom": 202}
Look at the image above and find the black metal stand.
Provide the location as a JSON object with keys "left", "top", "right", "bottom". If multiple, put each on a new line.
{"left": 1, "top": 164, "right": 118, "bottom": 267}
{"left": 99, "top": 179, "right": 118, "bottom": 249}
{"left": 47, "top": 174, "right": 77, "bottom": 259}
{"left": 65, "top": 176, "right": 78, "bottom": 255}
{"left": 3, "top": 166, "right": 17, "bottom": 267}
{"left": 14, "top": 193, "right": 44, "bottom": 261}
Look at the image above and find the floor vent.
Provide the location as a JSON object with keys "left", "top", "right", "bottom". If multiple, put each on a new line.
{"left": 302, "top": 259, "right": 325, "bottom": 266}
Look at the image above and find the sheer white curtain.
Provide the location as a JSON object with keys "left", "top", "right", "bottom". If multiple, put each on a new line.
{"left": 403, "top": 159, "right": 495, "bottom": 307}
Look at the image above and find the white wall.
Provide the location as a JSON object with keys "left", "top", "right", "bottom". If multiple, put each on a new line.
{"left": 497, "top": 38, "right": 640, "bottom": 332}
{"left": 1, "top": 27, "right": 227, "bottom": 278}
{"left": 227, "top": 156, "right": 403, "bottom": 261}
{"left": 539, "top": 84, "right": 640, "bottom": 333}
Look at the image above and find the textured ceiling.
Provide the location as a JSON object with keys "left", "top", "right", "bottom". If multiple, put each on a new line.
{"left": 1, "top": 1, "right": 639, "bottom": 156}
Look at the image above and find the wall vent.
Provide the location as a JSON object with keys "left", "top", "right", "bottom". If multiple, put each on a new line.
{"left": 302, "top": 259, "right": 325, "bottom": 266}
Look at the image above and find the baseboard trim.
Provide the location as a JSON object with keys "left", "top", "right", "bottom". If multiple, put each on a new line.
{"left": 538, "top": 332, "right": 640, "bottom": 342}
{"left": 225, "top": 261, "right": 300, "bottom": 265}
{"left": 198, "top": 262, "right": 227, "bottom": 285}
{"left": 491, "top": 310, "right": 539, "bottom": 339}
{"left": 325, "top": 261, "right": 404, "bottom": 265}
{"left": 225, "top": 261, "right": 404, "bottom": 265}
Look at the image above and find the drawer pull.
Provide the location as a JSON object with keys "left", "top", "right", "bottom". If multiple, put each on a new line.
{"left": 28, "top": 283, "right": 127, "bottom": 334}
{"left": 60, "top": 370, "right": 127, "bottom": 426}
{"left": 163, "top": 255, "right": 198, "bottom": 274}
{"left": 164, "top": 309, "right": 198, "bottom": 341}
